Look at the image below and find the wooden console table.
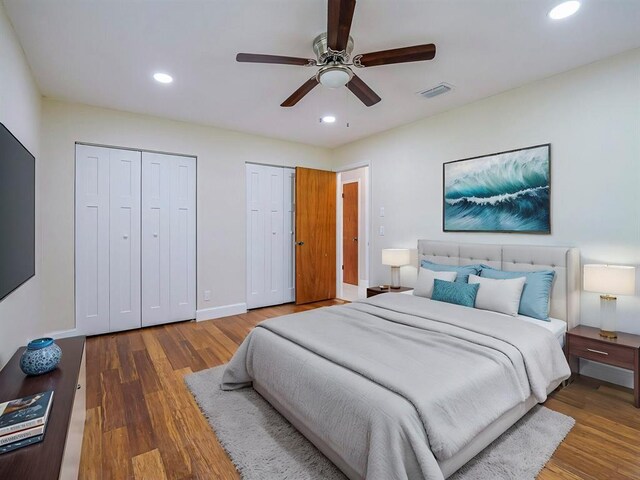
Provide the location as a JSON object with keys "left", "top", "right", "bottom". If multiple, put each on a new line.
{"left": 0, "top": 336, "right": 86, "bottom": 479}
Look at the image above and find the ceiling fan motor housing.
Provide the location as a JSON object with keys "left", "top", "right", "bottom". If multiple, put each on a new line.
{"left": 313, "top": 32, "right": 354, "bottom": 64}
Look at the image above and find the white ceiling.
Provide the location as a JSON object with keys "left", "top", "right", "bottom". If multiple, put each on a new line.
{"left": 4, "top": 0, "right": 640, "bottom": 148}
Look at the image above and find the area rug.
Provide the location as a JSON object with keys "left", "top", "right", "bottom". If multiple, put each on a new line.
{"left": 185, "top": 366, "right": 574, "bottom": 480}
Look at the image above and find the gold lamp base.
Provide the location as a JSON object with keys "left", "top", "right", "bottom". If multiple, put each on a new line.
{"left": 599, "top": 329, "right": 618, "bottom": 339}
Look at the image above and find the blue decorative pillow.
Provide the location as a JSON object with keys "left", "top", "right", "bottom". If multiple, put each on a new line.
{"left": 431, "top": 279, "right": 480, "bottom": 308}
{"left": 480, "top": 267, "right": 555, "bottom": 320}
{"left": 420, "top": 260, "right": 482, "bottom": 283}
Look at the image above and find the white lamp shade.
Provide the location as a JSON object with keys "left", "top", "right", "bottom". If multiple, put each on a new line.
{"left": 319, "top": 68, "right": 351, "bottom": 88}
{"left": 381, "top": 249, "right": 410, "bottom": 267}
{"left": 583, "top": 264, "right": 636, "bottom": 296}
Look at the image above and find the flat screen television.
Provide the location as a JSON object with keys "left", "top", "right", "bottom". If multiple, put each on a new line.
{"left": 0, "top": 122, "right": 35, "bottom": 302}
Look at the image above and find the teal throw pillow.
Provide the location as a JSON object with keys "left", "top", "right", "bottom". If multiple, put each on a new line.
{"left": 431, "top": 279, "right": 480, "bottom": 308}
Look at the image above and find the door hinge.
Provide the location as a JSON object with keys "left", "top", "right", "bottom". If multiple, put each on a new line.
{"left": 341, "top": 265, "right": 344, "bottom": 270}
{"left": 341, "top": 193, "right": 344, "bottom": 198}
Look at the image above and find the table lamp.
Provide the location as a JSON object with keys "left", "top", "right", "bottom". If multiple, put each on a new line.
{"left": 583, "top": 264, "right": 636, "bottom": 339}
{"left": 381, "top": 249, "right": 410, "bottom": 289}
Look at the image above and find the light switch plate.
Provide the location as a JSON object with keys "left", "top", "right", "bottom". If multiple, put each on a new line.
{"left": 204, "top": 290, "right": 211, "bottom": 301}
{"left": 379, "top": 226, "right": 385, "bottom": 236}
{"left": 380, "top": 207, "right": 385, "bottom": 217}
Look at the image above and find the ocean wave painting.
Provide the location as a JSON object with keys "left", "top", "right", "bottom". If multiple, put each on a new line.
{"left": 443, "top": 144, "right": 550, "bottom": 233}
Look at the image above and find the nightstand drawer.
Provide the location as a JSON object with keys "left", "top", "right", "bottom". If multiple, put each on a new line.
{"left": 569, "top": 336, "right": 636, "bottom": 369}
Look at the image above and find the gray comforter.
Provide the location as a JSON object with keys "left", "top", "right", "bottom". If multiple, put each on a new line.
{"left": 221, "top": 293, "right": 571, "bottom": 480}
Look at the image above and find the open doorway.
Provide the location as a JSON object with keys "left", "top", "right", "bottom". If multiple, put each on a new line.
{"left": 337, "top": 165, "right": 370, "bottom": 301}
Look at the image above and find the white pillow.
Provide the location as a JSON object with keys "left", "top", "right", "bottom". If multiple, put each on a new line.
{"left": 414, "top": 268, "right": 457, "bottom": 298}
{"left": 468, "top": 274, "right": 526, "bottom": 317}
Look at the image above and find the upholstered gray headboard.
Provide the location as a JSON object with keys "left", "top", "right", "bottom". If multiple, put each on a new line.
{"left": 417, "top": 240, "right": 580, "bottom": 328}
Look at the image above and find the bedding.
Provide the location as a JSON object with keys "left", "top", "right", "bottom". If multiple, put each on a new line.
{"left": 431, "top": 279, "right": 479, "bottom": 307}
{"left": 519, "top": 315, "right": 566, "bottom": 346}
{"left": 221, "top": 293, "right": 570, "bottom": 480}
{"left": 480, "top": 267, "right": 555, "bottom": 320}
{"left": 414, "top": 268, "right": 457, "bottom": 298}
{"left": 403, "top": 289, "right": 567, "bottom": 346}
{"left": 420, "top": 260, "right": 482, "bottom": 283}
{"left": 469, "top": 274, "right": 526, "bottom": 316}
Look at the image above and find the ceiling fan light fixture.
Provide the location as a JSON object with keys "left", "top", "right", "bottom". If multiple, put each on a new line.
{"left": 317, "top": 65, "right": 353, "bottom": 89}
{"left": 548, "top": 1, "right": 580, "bottom": 20}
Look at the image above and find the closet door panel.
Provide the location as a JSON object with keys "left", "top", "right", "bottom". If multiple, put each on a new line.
{"left": 75, "top": 145, "right": 110, "bottom": 335}
{"left": 245, "top": 164, "right": 286, "bottom": 309}
{"left": 169, "top": 156, "right": 197, "bottom": 321}
{"left": 142, "top": 152, "right": 196, "bottom": 326}
{"left": 246, "top": 164, "right": 266, "bottom": 308}
{"left": 142, "top": 153, "right": 171, "bottom": 326}
{"left": 283, "top": 168, "right": 295, "bottom": 303}
{"left": 109, "top": 149, "right": 142, "bottom": 332}
{"left": 267, "top": 168, "right": 284, "bottom": 303}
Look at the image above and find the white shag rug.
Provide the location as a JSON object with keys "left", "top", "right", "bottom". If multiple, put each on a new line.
{"left": 185, "top": 366, "right": 574, "bottom": 480}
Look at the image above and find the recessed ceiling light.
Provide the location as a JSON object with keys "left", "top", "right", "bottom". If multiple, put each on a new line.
{"left": 548, "top": 1, "right": 580, "bottom": 20}
{"left": 153, "top": 72, "right": 173, "bottom": 84}
{"left": 320, "top": 115, "right": 336, "bottom": 124}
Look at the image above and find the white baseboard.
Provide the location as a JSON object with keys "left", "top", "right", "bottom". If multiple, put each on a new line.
{"left": 196, "top": 303, "right": 247, "bottom": 322}
{"left": 579, "top": 359, "right": 634, "bottom": 389}
{"left": 46, "top": 328, "right": 80, "bottom": 340}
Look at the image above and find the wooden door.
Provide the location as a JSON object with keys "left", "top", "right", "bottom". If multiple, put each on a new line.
{"left": 295, "top": 167, "right": 336, "bottom": 304}
{"left": 342, "top": 182, "right": 359, "bottom": 285}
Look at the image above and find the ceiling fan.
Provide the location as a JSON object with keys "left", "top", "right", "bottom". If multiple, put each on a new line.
{"left": 236, "top": 0, "right": 436, "bottom": 107}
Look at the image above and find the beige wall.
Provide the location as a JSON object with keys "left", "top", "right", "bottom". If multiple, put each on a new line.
{"left": 0, "top": 4, "right": 42, "bottom": 367}
{"left": 39, "top": 99, "right": 332, "bottom": 334}
{"left": 332, "top": 48, "right": 640, "bottom": 384}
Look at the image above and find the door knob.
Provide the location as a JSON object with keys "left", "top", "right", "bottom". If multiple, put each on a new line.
{"left": 123, "top": 234, "right": 128, "bottom": 239}
{"left": 153, "top": 233, "right": 158, "bottom": 238}
{"left": 353, "top": 237, "right": 358, "bottom": 242}
{"left": 296, "top": 241, "right": 304, "bottom": 246}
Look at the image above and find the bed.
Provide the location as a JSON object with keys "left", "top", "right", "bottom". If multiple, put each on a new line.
{"left": 222, "top": 240, "right": 579, "bottom": 479}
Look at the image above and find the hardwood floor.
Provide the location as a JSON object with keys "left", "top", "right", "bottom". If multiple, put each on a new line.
{"left": 80, "top": 301, "right": 640, "bottom": 480}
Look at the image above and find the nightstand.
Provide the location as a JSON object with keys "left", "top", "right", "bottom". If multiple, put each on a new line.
{"left": 567, "top": 325, "right": 640, "bottom": 407}
{"left": 366, "top": 286, "right": 412, "bottom": 298}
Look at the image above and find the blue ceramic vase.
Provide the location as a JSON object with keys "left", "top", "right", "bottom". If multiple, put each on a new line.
{"left": 20, "top": 338, "right": 62, "bottom": 376}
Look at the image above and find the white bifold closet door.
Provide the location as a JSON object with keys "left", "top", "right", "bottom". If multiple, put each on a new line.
{"left": 75, "top": 145, "right": 141, "bottom": 335}
{"left": 246, "top": 164, "right": 295, "bottom": 309}
{"left": 75, "top": 145, "right": 196, "bottom": 335}
{"left": 141, "top": 152, "right": 196, "bottom": 327}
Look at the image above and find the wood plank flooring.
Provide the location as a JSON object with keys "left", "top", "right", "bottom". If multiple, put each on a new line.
{"left": 79, "top": 301, "right": 640, "bottom": 480}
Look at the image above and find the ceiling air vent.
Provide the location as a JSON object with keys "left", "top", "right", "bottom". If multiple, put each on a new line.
{"left": 418, "top": 83, "right": 454, "bottom": 99}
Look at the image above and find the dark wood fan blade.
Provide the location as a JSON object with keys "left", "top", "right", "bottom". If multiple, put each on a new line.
{"left": 356, "top": 44, "right": 436, "bottom": 67}
{"left": 346, "top": 74, "right": 381, "bottom": 107}
{"left": 236, "top": 53, "right": 314, "bottom": 66}
{"left": 281, "top": 77, "right": 320, "bottom": 107}
{"left": 327, "top": 0, "right": 356, "bottom": 51}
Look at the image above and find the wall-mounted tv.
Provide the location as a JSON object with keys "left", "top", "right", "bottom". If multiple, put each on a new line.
{"left": 0, "top": 122, "right": 35, "bottom": 302}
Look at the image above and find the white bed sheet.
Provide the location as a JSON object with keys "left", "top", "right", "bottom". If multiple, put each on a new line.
{"left": 518, "top": 315, "right": 566, "bottom": 347}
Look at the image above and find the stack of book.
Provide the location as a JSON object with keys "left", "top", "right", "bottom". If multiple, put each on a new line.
{"left": 0, "top": 391, "right": 54, "bottom": 454}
